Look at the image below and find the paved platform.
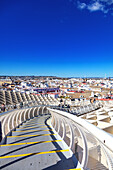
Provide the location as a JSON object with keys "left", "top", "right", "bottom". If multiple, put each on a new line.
{"left": 0, "top": 115, "right": 78, "bottom": 170}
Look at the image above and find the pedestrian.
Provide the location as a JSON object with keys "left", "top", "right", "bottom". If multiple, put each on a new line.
{"left": 1, "top": 104, "right": 5, "bottom": 112}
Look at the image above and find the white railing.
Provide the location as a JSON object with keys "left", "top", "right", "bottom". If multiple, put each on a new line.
{"left": 48, "top": 108, "right": 113, "bottom": 170}
{"left": 52, "top": 102, "right": 101, "bottom": 116}
{"left": 1, "top": 104, "right": 113, "bottom": 169}
{"left": 0, "top": 106, "right": 48, "bottom": 142}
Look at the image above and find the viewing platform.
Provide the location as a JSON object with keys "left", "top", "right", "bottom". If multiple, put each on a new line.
{"left": 0, "top": 115, "right": 80, "bottom": 169}
{"left": 0, "top": 101, "right": 113, "bottom": 169}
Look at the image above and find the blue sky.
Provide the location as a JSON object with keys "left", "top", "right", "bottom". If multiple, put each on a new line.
{"left": 0, "top": 0, "right": 113, "bottom": 77}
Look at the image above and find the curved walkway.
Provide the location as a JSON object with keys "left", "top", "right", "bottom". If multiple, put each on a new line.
{"left": 0, "top": 115, "right": 79, "bottom": 170}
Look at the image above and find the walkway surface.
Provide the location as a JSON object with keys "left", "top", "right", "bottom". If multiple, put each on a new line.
{"left": 0, "top": 115, "right": 77, "bottom": 170}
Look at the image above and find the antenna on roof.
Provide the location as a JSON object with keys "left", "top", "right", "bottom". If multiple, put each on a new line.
{"left": 105, "top": 73, "right": 106, "bottom": 79}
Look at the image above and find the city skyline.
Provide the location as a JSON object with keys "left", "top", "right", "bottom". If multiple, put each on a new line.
{"left": 0, "top": 0, "right": 113, "bottom": 77}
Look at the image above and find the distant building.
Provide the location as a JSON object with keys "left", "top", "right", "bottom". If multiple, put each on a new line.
{"left": 0, "top": 78, "right": 12, "bottom": 86}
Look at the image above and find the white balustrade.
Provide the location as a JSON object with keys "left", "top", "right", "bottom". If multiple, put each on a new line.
{"left": 48, "top": 108, "right": 113, "bottom": 170}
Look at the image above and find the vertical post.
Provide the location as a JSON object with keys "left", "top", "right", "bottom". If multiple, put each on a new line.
{"left": 0, "top": 121, "right": 2, "bottom": 142}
